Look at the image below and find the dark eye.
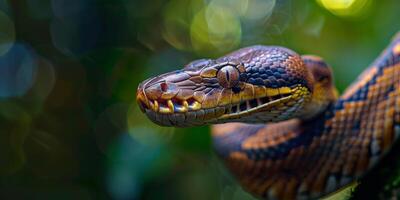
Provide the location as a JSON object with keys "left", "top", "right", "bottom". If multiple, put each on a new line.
{"left": 317, "top": 74, "right": 330, "bottom": 82}
{"left": 318, "top": 76, "right": 327, "bottom": 82}
{"left": 217, "top": 65, "right": 239, "bottom": 88}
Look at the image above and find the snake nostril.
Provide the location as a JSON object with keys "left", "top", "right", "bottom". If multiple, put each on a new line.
{"left": 160, "top": 82, "right": 168, "bottom": 92}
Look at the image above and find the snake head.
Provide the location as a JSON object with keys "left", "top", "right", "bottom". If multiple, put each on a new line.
{"left": 137, "top": 46, "right": 335, "bottom": 127}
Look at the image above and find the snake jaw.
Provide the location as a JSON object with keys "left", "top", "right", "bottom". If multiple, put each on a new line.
{"left": 216, "top": 94, "right": 293, "bottom": 121}
{"left": 137, "top": 91, "right": 203, "bottom": 114}
{"left": 137, "top": 79, "right": 309, "bottom": 126}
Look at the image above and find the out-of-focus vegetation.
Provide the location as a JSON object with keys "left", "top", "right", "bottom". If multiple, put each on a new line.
{"left": 0, "top": 0, "right": 399, "bottom": 199}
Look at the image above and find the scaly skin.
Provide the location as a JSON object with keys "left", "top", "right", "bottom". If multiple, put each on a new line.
{"left": 136, "top": 32, "right": 400, "bottom": 199}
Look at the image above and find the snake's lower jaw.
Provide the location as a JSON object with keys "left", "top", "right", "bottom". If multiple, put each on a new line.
{"left": 136, "top": 90, "right": 207, "bottom": 126}
{"left": 217, "top": 95, "right": 293, "bottom": 121}
{"left": 137, "top": 90, "right": 303, "bottom": 127}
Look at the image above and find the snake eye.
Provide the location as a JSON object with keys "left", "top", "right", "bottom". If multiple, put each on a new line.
{"left": 217, "top": 65, "right": 240, "bottom": 88}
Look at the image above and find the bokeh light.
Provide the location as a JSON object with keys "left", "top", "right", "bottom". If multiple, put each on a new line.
{"left": 29, "top": 58, "right": 56, "bottom": 103}
{"left": 27, "top": 0, "right": 52, "bottom": 20}
{"left": 241, "top": 0, "right": 276, "bottom": 21}
{"left": 317, "top": 0, "right": 372, "bottom": 17}
{"left": 163, "top": 0, "right": 277, "bottom": 55}
{"left": 50, "top": 0, "right": 102, "bottom": 57}
{"left": 0, "top": 43, "right": 37, "bottom": 98}
{"left": 0, "top": 101, "right": 30, "bottom": 175}
{"left": 162, "top": 0, "right": 195, "bottom": 51}
{"left": 190, "top": 6, "right": 241, "bottom": 54}
{"left": 0, "top": 10, "right": 15, "bottom": 56}
{"left": 0, "top": 0, "right": 11, "bottom": 15}
{"left": 95, "top": 103, "right": 130, "bottom": 154}
{"left": 106, "top": 129, "right": 166, "bottom": 199}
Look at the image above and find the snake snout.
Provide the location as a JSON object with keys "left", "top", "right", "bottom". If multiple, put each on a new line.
{"left": 137, "top": 81, "right": 180, "bottom": 111}
{"left": 144, "top": 82, "right": 178, "bottom": 100}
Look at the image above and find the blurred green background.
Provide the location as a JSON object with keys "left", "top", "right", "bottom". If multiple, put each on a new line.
{"left": 0, "top": 0, "right": 399, "bottom": 199}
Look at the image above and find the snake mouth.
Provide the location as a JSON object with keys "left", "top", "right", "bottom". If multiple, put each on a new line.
{"left": 138, "top": 97, "right": 201, "bottom": 114}
{"left": 137, "top": 88, "right": 296, "bottom": 126}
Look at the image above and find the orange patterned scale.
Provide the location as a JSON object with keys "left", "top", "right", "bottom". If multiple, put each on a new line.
{"left": 211, "top": 33, "right": 400, "bottom": 199}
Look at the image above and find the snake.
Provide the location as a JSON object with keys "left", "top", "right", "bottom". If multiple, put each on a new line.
{"left": 136, "top": 32, "right": 400, "bottom": 200}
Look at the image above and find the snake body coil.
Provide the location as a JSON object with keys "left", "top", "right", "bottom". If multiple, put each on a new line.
{"left": 137, "top": 33, "right": 400, "bottom": 199}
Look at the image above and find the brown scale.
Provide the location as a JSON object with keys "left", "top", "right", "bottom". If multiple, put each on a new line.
{"left": 210, "top": 35, "right": 400, "bottom": 199}
{"left": 137, "top": 31, "right": 400, "bottom": 199}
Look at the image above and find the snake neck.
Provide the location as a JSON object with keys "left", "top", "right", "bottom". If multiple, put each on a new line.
{"left": 297, "top": 55, "right": 339, "bottom": 121}
{"left": 211, "top": 32, "right": 400, "bottom": 199}
{"left": 298, "top": 83, "right": 338, "bottom": 121}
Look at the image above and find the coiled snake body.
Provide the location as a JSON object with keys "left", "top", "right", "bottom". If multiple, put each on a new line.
{"left": 136, "top": 33, "right": 400, "bottom": 199}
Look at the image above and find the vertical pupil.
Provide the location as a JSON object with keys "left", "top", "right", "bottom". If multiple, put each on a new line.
{"left": 225, "top": 70, "right": 230, "bottom": 82}
{"left": 217, "top": 65, "right": 239, "bottom": 89}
